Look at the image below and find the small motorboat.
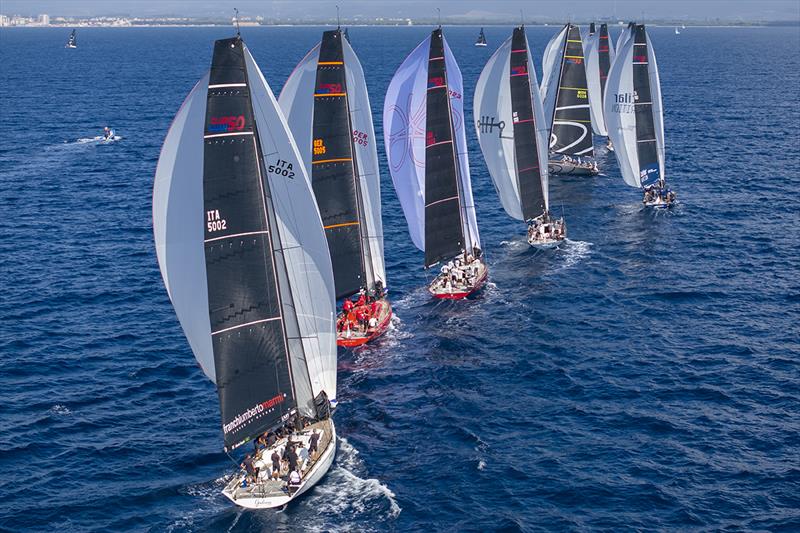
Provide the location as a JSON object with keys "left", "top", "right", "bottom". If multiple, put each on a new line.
{"left": 337, "top": 298, "right": 393, "bottom": 348}
{"left": 429, "top": 256, "right": 488, "bottom": 300}
{"left": 527, "top": 213, "right": 567, "bottom": 247}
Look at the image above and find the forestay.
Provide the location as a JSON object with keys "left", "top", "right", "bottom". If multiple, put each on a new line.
{"left": 603, "top": 24, "right": 665, "bottom": 188}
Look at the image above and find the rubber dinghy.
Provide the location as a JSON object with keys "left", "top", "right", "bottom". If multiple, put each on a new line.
{"left": 604, "top": 23, "right": 676, "bottom": 208}
{"left": 475, "top": 24, "right": 567, "bottom": 248}
{"left": 279, "top": 27, "right": 391, "bottom": 347}
{"left": 541, "top": 23, "right": 599, "bottom": 175}
{"left": 384, "top": 27, "right": 487, "bottom": 299}
{"left": 153, "top": 34, "right": 339, "bottom": 509}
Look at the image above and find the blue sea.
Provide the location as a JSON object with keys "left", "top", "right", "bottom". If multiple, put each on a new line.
{"left": 1, "top": 25, "right": 798, "bottom": 532}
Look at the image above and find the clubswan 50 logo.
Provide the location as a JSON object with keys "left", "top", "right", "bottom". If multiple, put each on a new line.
{"left": 208, "top": 115, "right": 246, "bottom": 133}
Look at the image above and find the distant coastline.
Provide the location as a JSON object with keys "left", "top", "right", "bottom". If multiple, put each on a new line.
{"left": 2, "top": 21, "right": 798, "bottom": 28}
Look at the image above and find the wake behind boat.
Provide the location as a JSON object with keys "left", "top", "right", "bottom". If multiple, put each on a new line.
{"left": 604, "top": 23, "right": 676, "bottom": 208}
{"left": 153, "top": 33, "right": 338, "bottom": 509}
{"left": 384, "top": 27, "right": 487, "bottom": 299}
{"left": 541, "top": 23, "right": 599, "bottom": 176}
{"left": 475, "top": 25, "right": 567, "bottom": 248}
{"left": 279, "top": 27, "right": 391, "bottom": 347}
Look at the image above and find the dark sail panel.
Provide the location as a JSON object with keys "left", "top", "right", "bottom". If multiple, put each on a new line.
{"left": 311, "top": 29, "right": 365, "bottom": 299}
{"left": 424, "top": 28, "right": 464, "bottom": 267}
{"left": 509, "top": 27, "right": 546, "bottom": 220}
{"left": 632, "top": 25, "right": 660, "bottom": 183}
{"left": 551, "top": 24, "right": 594, "bottom": 156}
{"left": 598, "top": 24, "right": 612, "bottom": 102}
{"left": 203, "top": 37, "right": 295, "bottom": 451}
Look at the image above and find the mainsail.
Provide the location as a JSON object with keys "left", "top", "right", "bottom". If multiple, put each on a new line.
{"left": 541, "top": 24, "right": 594, "bottom": 157}
{"left": 384, "top": 28, "right": 480, "bottom": 268}
{"left": 584, "top": 22, "right": 616, "bottom": 136}
{"left": 154, "top": 37, "right": 336, "bottom": 451}
{"left": 603, "top": 24, "right": 665, "bottom": 188}
{"left": 67, "top": 30, "right": 76, "bottom": 48}
{"left": 279, "top": 29, "right": 385, "bottom": 300}
{"left": 475, "top": 26, "right": 549, "bottom": 221}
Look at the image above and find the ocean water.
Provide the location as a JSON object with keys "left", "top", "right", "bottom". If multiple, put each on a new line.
{"left": 1, "top": 25, "right": 799, "bottom": 532}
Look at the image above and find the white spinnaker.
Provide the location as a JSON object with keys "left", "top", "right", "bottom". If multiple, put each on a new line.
{"left": 526, "top": 38, "right": 551, "bottom": 212}
{"left": 475, "top": 36, "right": 521, "bottom": 220}
{"left": 443, "top": 35, "right": 481, "bottom": 252}
{"left": 343, "top": 37, "right": 386, "bottom": 287}
{"left": 277, "top": 43, "right": 321, "bottom": 181}
{"left": 244, "top": 47, "right": 337, "bottom": 408}
{"left": 540, "top": 25, "right": 568, "bottom": 131}
{"left": 647, "top": 32, "right": 666, "bottom": 183}
{"left": 153, "top": 73, "right": 215, "bottom": 383}
{"left": 584, "top": 31, "right": 607, "bottom": 136}
{"left": 616, "top": 25, "right": 633, "bottom": 55}
{"left": 603, "top": 36, "right": 640, "bottom": 188}
{"left": 384, "top": 35, "right": 431, "bottom": 251}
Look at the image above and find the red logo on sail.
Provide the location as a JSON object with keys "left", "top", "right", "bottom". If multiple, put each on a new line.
{"left": 317, "top": 83, "right": 342, "bottom": 94}
{"left": 209, "top": 115, "right": 245, "bottom": 133}
{"left": 428, "top": 76, "right": 445, "bottom": 88}
{"left": 511, "top": 65, "right": 527, "bottom": 76}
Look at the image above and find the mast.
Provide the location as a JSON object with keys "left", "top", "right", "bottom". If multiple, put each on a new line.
{"left": 631, "top": 24, "right": 661, "bottom": 186}
{"left": 509, "top": 26, "right": 546, "bottom": 219}
{"left": 424, "top": 28, "right": 467, "bottom": 267}
{"left": 203, "top": 37, "right": 298, "bottom": 451}
{"left": 310, "top": 29, "right": 371, "bottom": 299}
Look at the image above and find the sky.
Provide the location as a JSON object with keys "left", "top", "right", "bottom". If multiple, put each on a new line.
{"left": 2, "top": 0, "right": 799, "bottom": 22}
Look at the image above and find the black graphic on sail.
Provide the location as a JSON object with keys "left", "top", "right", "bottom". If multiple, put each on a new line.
{"left": 598, "top": 24, "right": 612, "bottom": 103}
{"left": 424, "top": 28, "right": 465, "bottom": 267}
{"left": 632, "top": 25, "right": 660, "bottom": 182}
{"left": 509, "top": 27, "right": 545, "bottom": 220}
{"left": 203, "top": 38, "right": 296, "bottom": 450}
{"left": 311, "top": 29, "right": 368, "bottom": 299}
{"left": 551, "top": 24, "right": 593, "bottom": 156}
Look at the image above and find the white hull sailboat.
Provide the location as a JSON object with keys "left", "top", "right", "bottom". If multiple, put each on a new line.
{"left": 385, "top": 27, "right": 487, "bottom": 299}
{"left": 604, "top": 24, "right": 676, "bottom": 208}
{"left": 153, "top": 32, "right": 339, "bottom": 510}
{"left": 475, "top": 25, "right": 567, "bottom": 248}
{"left": 541, "top": 23, "right": 599, "bottom": 176}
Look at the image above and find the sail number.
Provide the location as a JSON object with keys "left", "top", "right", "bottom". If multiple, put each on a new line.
{"left": 313, "top": 138, "right": 326, "bottom": 155}
{"left": 577, "top": 89, "right": 587, "bottom": 99}
{"left": 353, "top": 130, "right": 368, "bottom": 146}
{"left": 206, "top": 209, "right": 227, "bottom": 232}
{"left": 268, "top": 159, "right": 295, "bottom": 179}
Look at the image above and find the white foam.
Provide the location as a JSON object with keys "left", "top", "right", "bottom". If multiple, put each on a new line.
{"left": 49, "top": 404, "right": 71, "bottom": 416}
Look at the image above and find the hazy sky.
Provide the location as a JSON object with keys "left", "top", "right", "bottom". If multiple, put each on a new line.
{"left": 2, "top": 0, "right": 799, "bottom": 22}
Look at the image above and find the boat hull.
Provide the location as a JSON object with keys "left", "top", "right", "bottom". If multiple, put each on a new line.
{"left": 474, "top": 43, "right": 488, "bottom": 47}
{"left": 548, "top": 158, "right": 599, "bottom": 175}
{"left": 429, "top": 262, "right": 488, "bottom": 300}
{"left": 221, "top": 420, "right": 336, "bottom": 509}
{"left": 337, "top": 300, "right": 392, "bottom": 348}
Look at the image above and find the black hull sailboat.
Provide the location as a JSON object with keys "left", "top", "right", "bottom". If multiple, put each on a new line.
{"left": 475, "top": 27, "right": 488, "bottom": 47}
{"left": 66, "top": 30, "right": 77, "bottom": 49}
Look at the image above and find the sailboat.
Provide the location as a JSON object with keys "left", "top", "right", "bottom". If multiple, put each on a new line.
{"left": 384, "top": 27, "right": 487, "bottom": 299}
{"left": 65, "top": 30, "right": 77, "bottom": 49}
{"left": 475, "top": 27, "right": 488, "bottom": 47}
{"left": 540, "top": 23, "right": 599, "bottom": 175}
{"left": 279, "top": 27, "right": 391, "bottom": 348}
{"left": 475, "top": 25, "right": 566, "bottom": 247}
{"left": 153, "top": 33, "right": 338, "bottom": 509}
{"left": 584, "top": 22, "right": 616, "bottom": 150}
{"left": 604, "top": 24, "right": 676, "bottom": 208}
{"left": 674, "top": 27, "right": 681, "bottom": 35}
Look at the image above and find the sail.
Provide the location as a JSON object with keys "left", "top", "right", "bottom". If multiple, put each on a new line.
{"left": 342, "top": 36, "right": 386, "bottom": 289}
{"left": 244, "top": 45, "right": 337, "bottom": 419}
{"left": 443, "top": 33, "right": 481, "bottom": 258}
{"left": 153, "top": 74, "right": 214, "bottom": 382}
{"left": 616, "top": 22, "right": 635, "bottom": 53}
{"left": 384, "top": 35, "right": 430, "bottom": 252}
{"left": 584, "top": 29, "right": 606, "bottom": 135}
{"left": 604, "top": 25, "right": 665, "bottom": 188}
{"left": 540, "top": 25, "right": 567, "bottom": 130}
{"left": 549, "top": 24, "right": 594, "bottom": 156}
{"left": 476, "top": 28, "right": 487, "bottom": 45}
{"left": 476, "top": 27, "right": 548, "bottom": 221}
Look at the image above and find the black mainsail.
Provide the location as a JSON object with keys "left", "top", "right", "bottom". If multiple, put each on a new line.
{"left": 598, "top": 23, "right": 612, "bottom": 104}
{"left": 476, "top": 28, "right": 487, "bottom": 46}
{"left": 203, "top": 38, "right": 301, "bottom": 450}
{"left": 632, "top": 24, "right": 660, "bottom": 184}
{"left": 310, "top": 29, "right": 370, "bottom": 299}
{"left": 424, "top": 28, "right": 465, "bottom": 267}
{"left": 509, "top": 26, "right": 546, "bottom": 220}
{"left": 550, "top": 24, "right": 594, "bottom": 156}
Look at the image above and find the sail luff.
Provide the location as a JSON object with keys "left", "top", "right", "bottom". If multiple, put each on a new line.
{"left": 631, "top": 25, "right": 660, "bottom": 186}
